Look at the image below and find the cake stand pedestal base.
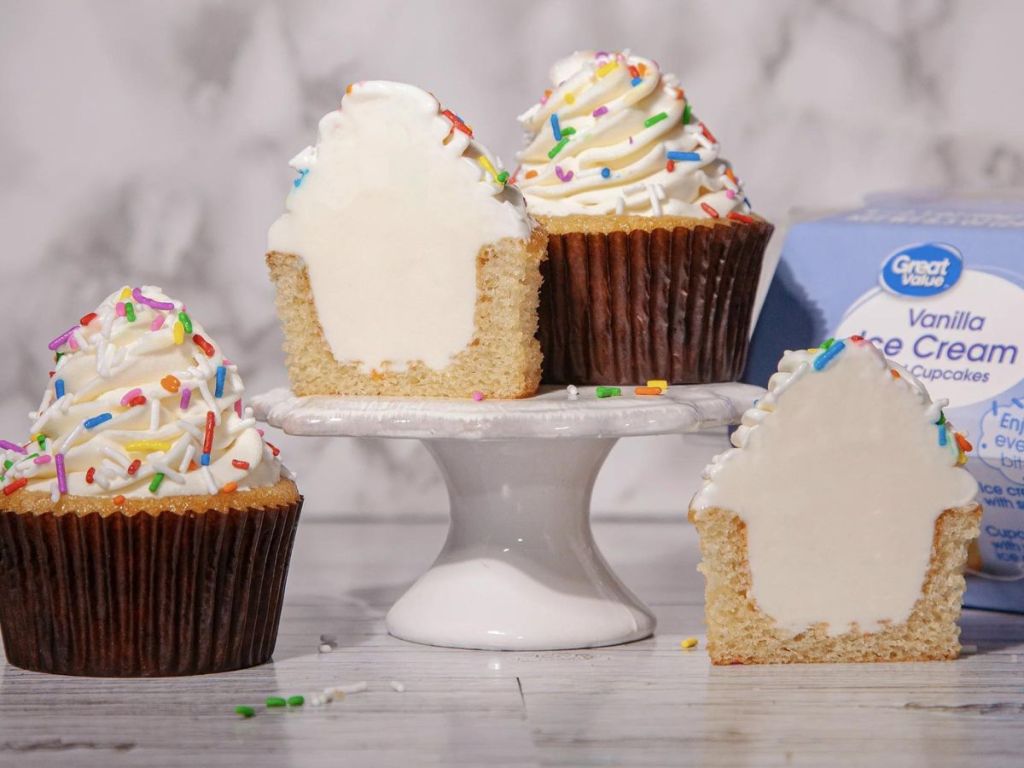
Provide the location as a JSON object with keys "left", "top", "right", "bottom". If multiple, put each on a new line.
{"left": 253, "top": 383, "right": 761, "bottom": 651}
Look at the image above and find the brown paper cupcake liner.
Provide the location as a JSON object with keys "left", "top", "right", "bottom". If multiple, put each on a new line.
{"left": 538, "top": 219, "right": 773, "bottom": 384}
{"left": 0, "top": 499, "right": 301, "bottom": 677}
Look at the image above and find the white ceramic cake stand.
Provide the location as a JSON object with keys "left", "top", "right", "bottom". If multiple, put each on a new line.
{"left": 252, "top": 383, "right": 761, "bottom": 651}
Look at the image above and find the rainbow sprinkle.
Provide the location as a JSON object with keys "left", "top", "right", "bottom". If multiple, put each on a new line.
{"left": 54, "top": 379, "right": 65, "bottom": 399}
{"left": 0, "top": 440, "right": 26, "bottom": 454}
{"left": 666, "top": 151, "right": 700, "bottom": 162}
{"left": 592, "top": 106, "right": 608, "bottom": 118}
{"left": 548, "top": 137, "right": 569, "bottom": 159}
{"left": 180, "top": 388, "right": 192, "bottom": 410}
{"left": 938, "top": 424, "right": 948, "bottom": 447}
{"left": 55, "top": 452, "right": 67, "bottom": 495}
{"left": 83, "top": 413, "right": 112, "bottom": 430}
{"left": 644, "top": 112, "right": 668, "bottom": 128}
{"left": 132, "top": 287, "right": 175, "bottom": 311}
{"left": 215, "top": 366, "right": 226, "bottom": 398}
{"left": 550, "top": 113, "right": 562, "bottom": 141}
{"left": 47, "top": 327, "right": 76, "bottom": 351}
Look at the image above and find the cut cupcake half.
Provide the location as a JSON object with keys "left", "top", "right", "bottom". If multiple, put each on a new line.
{"left": 689, "top": 337, "right": 981, "bottom": 664}
{"left": 267, "top": 81, "right": 547, "bottom": 399}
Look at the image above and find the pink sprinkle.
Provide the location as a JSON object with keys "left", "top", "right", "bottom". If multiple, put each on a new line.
{"left": 150, "top": 314, "right": 166, "bottom": 331}
{"left": 257, "top": 428, "right": 265, "bottom": 437}
{"left": 120, "top": 387, "right": 143, "bottom": 406}
{"left": 726, "top": 189, "right": 736, "bottom": 200}
{"left": 592, "top": 106, "right": 608, "bottom": 117}
{"left": 472, "top": 391, "right": 485, "bottom": 402}
{"left": 47, "top": 327, "right": 76, "bottom": 351}
{"left": 234, "top": 399, "right": 242, "bottom": 417}
{"left": 115, "top": 302, "right": 126, "bottom": 317}
{"left": 68, "top": 334, "right": 79, "bottom": 351}
{"left": 33, "top": 455, "right": 52, "bottom": 465}
{"left": 555, "top": 166, "right": 574, "bottom": 182}
{"left": 179, "top": 388, "right": 192, "bottom": 410}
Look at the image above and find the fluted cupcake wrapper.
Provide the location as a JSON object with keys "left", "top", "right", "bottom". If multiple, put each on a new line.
{"left": 539, "top": 220, "right": 774, "bottom": 385}
{"left": 0, "top": 499, "right": 301, "bottom": 677}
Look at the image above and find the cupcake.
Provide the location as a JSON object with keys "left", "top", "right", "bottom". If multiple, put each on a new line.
{"left": 267, "top": 80, "right": 547, "bottom": 399}
{"left": 689, "top": 337, "right": 980, "bottom": 664}
{"left": 0, "top": 286, "right": 301, "bottom": 676}
{"left": 516, "top": 50, "right": 774, "bottom": 385}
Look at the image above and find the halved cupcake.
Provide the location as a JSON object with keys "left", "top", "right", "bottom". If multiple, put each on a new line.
{"left": 0, "top": 286, "right": 301, "bottom": 676}
{"left": 516, "top": 50, "right": 773, "bottom": 385}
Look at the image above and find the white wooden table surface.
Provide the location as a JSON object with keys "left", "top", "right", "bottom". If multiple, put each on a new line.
{"left": 2, "top": 519, "right": 1023, "bottom": 767}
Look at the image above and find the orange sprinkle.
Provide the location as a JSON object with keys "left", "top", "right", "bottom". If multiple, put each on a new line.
{"left": 221, "top": 481, "right": 238, "bottom": 494}
{"left": 890, "top": 369, "right": 901, "bottom": 379}
{"left": 188, "top": 460, "right": 199, "bottom": 472}
{"left": 161, "top": 375, "right": 181, "bottom": 393}
{"left": 725, "top": 167, "right": 738, "bottom": 184}
{"left": 113, "top": 495, "right": 126, "bottom": 506}
{"left": 635, "top": 387, "right": 663, "bottom": 396}
{"left": 345, "top": 83, "right": 354, "bottom": 95}
{"left": 637, "top": 62, "right": 647, "bottom": 76}
{"left": 675, "top": 87, "right": 686, "bottom": 101}
{"left": 955, "top": 433, "right": 973, "bottom": 453}
{"left": 525, "top": 170, "right": 538, "bottom": 179}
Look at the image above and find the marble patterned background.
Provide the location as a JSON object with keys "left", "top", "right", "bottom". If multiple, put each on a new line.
{"left": 2, "top": 0, "right": 1022, "bottom": 519}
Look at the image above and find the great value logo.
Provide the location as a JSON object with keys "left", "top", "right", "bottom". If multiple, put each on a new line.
{"left": 879, "top": 242, "right": 964, "bottom": 297}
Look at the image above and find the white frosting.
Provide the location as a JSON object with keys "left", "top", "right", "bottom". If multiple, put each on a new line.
{"left": 0, "top": 286, "right": 283, "bottom": 499}
{"left": 516, "top": 51, "right": 752, "bottom": 219}
{"left": 691, "top": 338, "right": 978, "bottom": 636}
{"left": 268, "top": 81, "right": 533, "bottom": 373}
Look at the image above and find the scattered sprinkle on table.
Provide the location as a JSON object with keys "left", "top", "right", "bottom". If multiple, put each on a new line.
{"left": 318, "top": 643, "right": 333, "bottom": 653}
{"left": 634, "top": 386, "right": 662, "bottom": 396}
{"left": 234, "top": 705, "right": 255, "bottom": 718}
{"left": 265, "top": 696, "right": 286, "bottom": 708}
{"left": 566, "top": 384, "right": 579, "bottom": 401}
{"left": 390, "top": 681, "right": 406, "bottom": 693}
{"left": 680, "top": 637, "right": 699, "bottom": 650}
{"left": 287, "top": 695, "right": 304, "bottom": 707}
{"left": 596, "top": 386, "right": 621, "bottom": 398}
{"left": 647, "top": 379, "right": 668, "bottom": 390}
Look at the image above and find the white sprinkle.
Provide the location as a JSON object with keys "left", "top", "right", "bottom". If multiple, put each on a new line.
{"left": 179, "top": 444, "right": 197, "bottom": 473}
{"left": 200, "top": 465, "right": 217, "bottom": 495}
{"left": 318, "top": 643, "right": 333, "bottom": 654}
{"left": 325, "top": 682, "right": 367, "bottom": 698}
{"left": 567, "top": 384, "right": 579, "bottom": 401}
{"left": 176, "top": 419, "right": 202, "bottom": 440}
{"left": 149, "top": 399, "right": 161, "bottom": 431}
{"left": 281, "top": 464, "right": 297, "bottom": 480}
{"left": 308, "top": 692, "right": 329, "bottom": 706}
{"left": 50, "top": 481, "right": 60, "bottom": 503}
{"left": 227, "top": 417, "right": 256, "bottom": 436}
{"left": 615, "top": 194, "right": 626, "bottom": 215}
{"left": 102, "top": 446, "right": 130, "bottom": 468}
{"left": 57, "top": 423, "right": 85, "bottom": 454}
{"left": 389, "top": 681, "right": 405, "bottom": 693}
{"left": 648, "top": 184, "right": 662, "bottom": 217}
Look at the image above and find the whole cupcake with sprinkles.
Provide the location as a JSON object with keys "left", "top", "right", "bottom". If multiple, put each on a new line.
{"left": 516, "top": 50, "right": 774, "bottom": 385}
{"left": 0, "top": 285, "right": 302, "bottom": 677}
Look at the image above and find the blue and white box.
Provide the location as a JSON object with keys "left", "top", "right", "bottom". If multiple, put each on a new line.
{"left": 747, "top": 193, "right": 1024, "bottom": 613}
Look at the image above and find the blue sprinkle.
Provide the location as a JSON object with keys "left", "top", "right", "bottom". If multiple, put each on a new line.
{"left": 1013, "top": 398, "right": 1024, "bottom": 409}
{"left": 938, "top": 424, "right": 947, "bottom": 447}
{"left": 215, "top": 366, "right": 226, "bottom": 399}
{"left": 631, "top": 77, "right": 642, "bottom": 86}
{"left": 83, "top": 413, "right": 112, "bottom": 430}
{"left": 812, "top": 340, "right": 846, "bottom": 371}
{"left": 601, "top": 167, "right": 611, "bottom": 179}
{"left": 54, "top": 379, "right": 65, "bottom": 399}
{"left": 201, "top": 452, "right": 211, "bottom": 466}
{"left": 550, "top": 113, "right": 562, "bottom": 142}
{"left": 293, "top": 168, "right": 309, "bottom": 189}
{"left": 666, "top": 151, "right": 701, "bottom": 162}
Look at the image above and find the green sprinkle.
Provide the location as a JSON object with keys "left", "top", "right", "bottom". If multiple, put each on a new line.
{"left": 561, "top": 126, "right": 577, "bottom": 136}
{"left": 125, "top": 302, "right": 136, "bottom": 322}
{"left": 936, "top": 412, "right": 946, "bottom": 426}
{"left": 178, "top": 312, "right": 193, "bottom": 334}
{"left": 596, "top": 386, "right": 622, "bottom": 398}
{"left": 287, "top": 695, "right": 304, "bottom": 707}
{"left": 54, "top": 352, "right": 63, "bottom": 363}
{"left": 26, "top": 453, "right": 38, "bottom": 461}
{"left": 36, "top": 434, "right": 46, "bottom": 449}
{"left": 265, "top": 696, "right": 286, "bottom": 708}
{"left": 820, "top": 337, "right": 835, "bottom": 350}
{"left": 682, "top": 103, "right": 692, "bottom": 125}
{"left": 3, "top": 460, "right": 12, "bottom": 471}
{"left": 548, "top": 137, "right": 570, "bottom": 159}
{"left": 149, "top": 473, "right": 165, "bottom": 494}
{"left": 644, "top": 112, "right": 668, "bottom": 128}
{"left": 496, "top": 171, "right": 509, "bottom": 185}
{"left": 234, "top": 705, "right": 255, "bottom": 718}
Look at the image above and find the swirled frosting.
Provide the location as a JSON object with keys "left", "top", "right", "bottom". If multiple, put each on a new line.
{"left": 516, "top": 50, "right": 753, "bottom": 219}
{"left": 268, "top": 80, "right": 534, "bottom": 372}
{"left": 0, "top": 286, "right": 283, "bottom": 500}
{"left": 691, "top": 337, "right": 978, "bottom": 635}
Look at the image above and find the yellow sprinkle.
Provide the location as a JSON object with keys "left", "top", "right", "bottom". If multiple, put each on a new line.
{"left": 476, "top": 155, "right": 499, "bottom": 182}
{"left": 124, "top": 440, "right": 172, "bottom": 454}
{"left": 119, "top": 286, "right": 132, "bottom": 300}
{"left": 173, "top": 321, "right": 185, "bottom": 345}
{"left": 596, "top": 61, "right": 619, "bottom": 78}
{"left": 647, "top": 379, "right": 669, "bottom": 391}
{"left": 564, "top": 92, "right": 576, "bottom": 105}
{"left": 680, "top": 637, "right": 698, "bottom": 649}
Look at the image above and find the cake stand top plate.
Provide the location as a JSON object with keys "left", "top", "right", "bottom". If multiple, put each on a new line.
{"left": 251, "top": 383, "right": 763, "bottom": 440}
